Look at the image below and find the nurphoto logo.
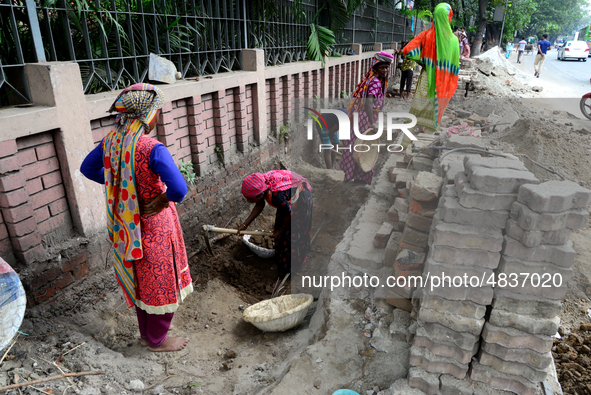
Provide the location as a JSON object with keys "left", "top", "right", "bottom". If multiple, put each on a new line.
{"left": 305, "top": 109, "right": 418, "bottom": 153}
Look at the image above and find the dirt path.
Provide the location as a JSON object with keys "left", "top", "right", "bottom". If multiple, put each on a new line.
{"left": 4, "top": 158, "right": 372, "bottom": 395}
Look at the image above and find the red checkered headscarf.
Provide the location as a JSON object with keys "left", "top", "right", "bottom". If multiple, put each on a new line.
{"left": 241, "top": 170, "right": 311, "bottom": 198}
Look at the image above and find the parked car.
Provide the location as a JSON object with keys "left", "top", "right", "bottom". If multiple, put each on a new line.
{"left": 557, "top": 41, "right": 589, "bottom": 61}
{"left": 555, "top": 40, "right": 565, "bottom": 49}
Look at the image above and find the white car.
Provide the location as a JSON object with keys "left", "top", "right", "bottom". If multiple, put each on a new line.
{"left": 557, "top": 41, "right": 589, "bottom": 61}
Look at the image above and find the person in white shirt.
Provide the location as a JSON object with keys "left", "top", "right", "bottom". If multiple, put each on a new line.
{"left": 517, "top": 37, "right": 527, "bottom": 63}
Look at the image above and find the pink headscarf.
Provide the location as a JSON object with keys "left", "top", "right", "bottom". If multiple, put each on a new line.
{"left": 241, "top": 170, "right": 312, "bottom": 198}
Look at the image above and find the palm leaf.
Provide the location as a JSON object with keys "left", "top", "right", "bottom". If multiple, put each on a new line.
{"left": 327, "top": 0, "right": 349, "bottom": 33}
{"left": 308, "top": 23, "right": 336, "bottom": 67}
{"left": 417, "top": 10, "right": 433, "bottom": 24}
{"left": 347, "top": 0, "right": 365, "bottom": 15}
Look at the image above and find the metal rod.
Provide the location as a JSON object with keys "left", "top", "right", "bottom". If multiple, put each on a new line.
{"left": 24, "top": 0, "right": 46, "bottom": 62}
{"left": 243, "top": 0, "right": 248, "bottom": 48}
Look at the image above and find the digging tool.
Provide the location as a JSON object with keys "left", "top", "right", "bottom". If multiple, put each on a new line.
{"left": 272, "top": 273, "right": 290, "bottom": 298}
{"left": 310, "top": 212, "right": 329, "bottom": 245}
{"left": 202, "top": 225, "right": 273, "bottom": 255}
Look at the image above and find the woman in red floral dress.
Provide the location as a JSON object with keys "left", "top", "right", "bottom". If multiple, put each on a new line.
{"left": 81, "top": 83, "right": 193, "bottom": 352}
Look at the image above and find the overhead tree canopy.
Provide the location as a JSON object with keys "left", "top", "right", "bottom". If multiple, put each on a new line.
{"left": 403, "top": 0, "right": 590, "bottom": 55}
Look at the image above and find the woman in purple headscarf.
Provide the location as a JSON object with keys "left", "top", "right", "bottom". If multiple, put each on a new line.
{"left": 340, "top": 51, "right": 394, "bottom": 184}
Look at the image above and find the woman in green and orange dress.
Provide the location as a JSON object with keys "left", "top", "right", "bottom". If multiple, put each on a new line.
{"left": 402, "top": 3, "right": 460, "bottom": 133}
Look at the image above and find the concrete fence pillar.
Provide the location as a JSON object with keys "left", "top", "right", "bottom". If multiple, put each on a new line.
{"left": 24, "top": 62, "right": 104, "bottom": 239}
{"left": 374, "top": 43, "right": 383, "bottom": 52}
{"left": 352, "top": 44, "right": 363, "bottom": 88}
{"left": 241, "top": 49, "right": 267, "bottom": 145}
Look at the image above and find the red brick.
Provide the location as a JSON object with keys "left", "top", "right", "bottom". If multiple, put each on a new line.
{"left": 100, "top": 117, "right": 116, "bottom": 127}
{"left": 409, "top": 200, "right": 438, "bottom": 217}
{"left": 41, "top": 171, "right": 62, "bottom": 189}
{"left": 34, "top": 206, "right": 50, "bottom": 224}
{"left": 34, "top": 285, "right": 56, "bottom": 303}
{"left": 0, "top": 156, "right": 20, "bottom": 174}
{"left": 26, "top": 178, "right": 43, "bottom": 196}
{"left": 0, "top": 172, "right": 26, "bottom": 192}
{"left": 21, "top": 157, "right": 60, "bottom": 181}
{"left": 0, "top": 140, "right": 17, "bottom": 159}
{"left": 14, "top": 243, "right": 45, "bottom": 265}
{"left": 61, "top": 252, "right": 87, "bottom": 273}
{"left": 0, "top": 188, "right": 29, "bottom": 208}
{"left": 398, "top": 241, "right": 426, "bottom": 254}
{"left": 160, "top": 111, "right": 174, "bottom": 125}
{"left": 19, "top": 150, "right": 40, "bottom": 168}
{"left": 11, "top": 231, "right": 42, "bottom": 252}
{"left": 30, "top": 266, "right": 59, "bottom": 289}
{"left": 31, "top": 184, "right": 66, "bottom": 209}
{"left": 0, "top": 235, "right": 10, "bottom": 250}
{"left": 73, "top": 263, "right": 89, "bottom": 279}
{"left": 35, "top": 143, "right": 56, "bottom": 160}
{"left": 16, "top": 133, "right": 52, "bottom": 150}
{"left": 2, "top": 203, "right": 34, "bottom": 224}
{"left": 37, "top": 212, "right": 71, "bottom": 236}
{"left": 48, "top": 197, "right": 69, "bottom": 216}
{"left": 55, "top": 272, "right": 74, "bottom": 291}
{"left": 6, "top": 216, "right": 37, "bottom": 237}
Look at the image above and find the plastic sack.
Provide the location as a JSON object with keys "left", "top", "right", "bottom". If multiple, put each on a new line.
{"left": 446, "top": 125, "right": 478, "bottom": 138}
{"left": 0, "top": 258, "right": 26, "bottom": 351}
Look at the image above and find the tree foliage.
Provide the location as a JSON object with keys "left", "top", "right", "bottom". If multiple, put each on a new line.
{"left": 527, "top": 0, "right": 589, "bottom": 39}
{"left": 408, "top": 0, "right": 590, "bottom": 51}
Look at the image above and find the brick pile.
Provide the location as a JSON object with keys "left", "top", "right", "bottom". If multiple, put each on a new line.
{"left": 452, "top": 58, "right": 480, "bottom": 102}
{"left": 407, "top": 156, "right": 540, "bottom": 394}
{"left": 385, "top": 170, "right": 443, "bottom": 311}
{"left": 472, "top": 180, "right": 591, "bottom": 395}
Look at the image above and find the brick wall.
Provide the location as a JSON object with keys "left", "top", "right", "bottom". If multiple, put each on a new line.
{"left": 1, "top": 47, "right": 390, "bottom": 306}
{"left": 0, "top": 132, "right": 74, "bottom": 268}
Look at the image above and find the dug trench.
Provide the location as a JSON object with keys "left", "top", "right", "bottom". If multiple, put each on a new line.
{"left": 5, "top": 157, "right": 372, "bottom": 395}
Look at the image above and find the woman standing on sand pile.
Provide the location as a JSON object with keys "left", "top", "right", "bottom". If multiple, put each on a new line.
{"left": 402, "top": 2, "right": 459, "bottom": 133}
{"left": 81, "top": 83, "right": 193, "bottom": 352}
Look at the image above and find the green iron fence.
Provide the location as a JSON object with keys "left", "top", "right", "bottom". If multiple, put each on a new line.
{"left": 1, "top": 0, "right": 424, "bottom": 107}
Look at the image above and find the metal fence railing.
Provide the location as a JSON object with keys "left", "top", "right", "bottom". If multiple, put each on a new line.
{"left": 1, "top": 0, "right": 426, "bottom": 108}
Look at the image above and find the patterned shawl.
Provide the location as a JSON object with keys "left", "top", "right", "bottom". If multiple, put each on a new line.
{"left": 241, "top": 171, "right": 312, "bottom": 198}
{"left": 103, "top": 83, "right": 164, "bottom": 305}
{"left": 403, "top": 3, "right": 459, "bottom": 127}
{"left": 346, "top": 51, "right": 394, "bottom": 116}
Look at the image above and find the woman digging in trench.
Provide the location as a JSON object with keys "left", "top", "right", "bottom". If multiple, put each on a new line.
{"left": 237, "top": 171, "right": 313, "bottom": 280}
{"left": 81, "top": 83, "right": 193, "bottom": 352}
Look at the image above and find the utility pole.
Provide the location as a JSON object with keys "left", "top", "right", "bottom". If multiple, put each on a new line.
{"left": 498, "top": 0, "right": 509, "bottom": 48}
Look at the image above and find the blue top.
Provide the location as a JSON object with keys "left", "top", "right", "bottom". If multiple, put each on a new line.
{"left": 315, "top": 108, "right": 347, "bottom": 132}
{"left": 537, "top": 40, "right": 552, "bottom": 55}
{"left": 80, "top": 139, "right": 187, "bottom": 203}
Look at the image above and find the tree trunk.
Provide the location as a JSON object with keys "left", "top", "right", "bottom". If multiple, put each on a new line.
{"left": 487, "top": 22, "right": 500, "bottom": 49}
{"left": 460, "top": 0, "right": 469, "bottom": 27}
{"left": 471, "top": 0, "right": 489, "bottom": 56}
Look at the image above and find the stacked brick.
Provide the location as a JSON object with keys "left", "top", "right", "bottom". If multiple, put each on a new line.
{"left": 452, "top": 58, "right": 479, "bottom": 102}
{"left": 472, "top": 180, "right": 591, "bottom": 395}
{"left": 407, "top": 156, "right": 539, "bottom": 394}
{"left": 385, "top": 171, "right": 443, "bottom": 311}
{"left": 406, "top": 134, "right": 439, "bottom": 173}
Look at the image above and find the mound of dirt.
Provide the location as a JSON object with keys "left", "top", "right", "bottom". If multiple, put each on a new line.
{"left": 499, "top": 118, "right": 591, "bottom": 186}
{"left": 554, "top": 326, "right": 591, "bottom": 394}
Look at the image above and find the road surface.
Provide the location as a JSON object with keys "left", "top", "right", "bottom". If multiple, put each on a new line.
{"left": 510, "top": 47, "right": 591, "bottom": 120}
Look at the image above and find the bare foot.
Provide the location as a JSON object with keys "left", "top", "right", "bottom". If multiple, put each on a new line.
{"left": 141, "top": 339, "right": 148, "bottom": 347}
{"left": 149, "top": 337, "right": 189, "bottom": 352}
